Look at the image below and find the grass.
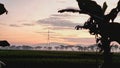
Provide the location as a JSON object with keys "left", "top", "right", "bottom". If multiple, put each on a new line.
{"left": 0, "top": 50, "right": 119, "bottom": 68}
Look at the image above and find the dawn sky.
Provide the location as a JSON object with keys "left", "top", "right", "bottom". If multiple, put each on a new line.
{"left": 0, "top": 0, "right": 120, "bottom": 46}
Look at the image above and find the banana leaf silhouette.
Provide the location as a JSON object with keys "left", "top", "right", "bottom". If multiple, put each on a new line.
{"left": 58, "top": 8, "right": 80, "bottom": 13}
{"left": 102, "top": 2, "right": 108, "bottom": 14}
{"left": 117, "top": 0, "right": 120, "bottom": 11}
{"left": 58, "top": 0, "right": 120, "bottom": 67}
{"left": 77, "top": 0, "right": 104, "bottom": 18}
{"left": 105, "top": 8, "right": 118, "bottom": 22}
{"left": 0, "top": 3, "right": 8, "bottom": 15}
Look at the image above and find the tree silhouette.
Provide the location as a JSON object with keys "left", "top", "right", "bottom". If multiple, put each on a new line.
{"left": 58, "top": 0, "right": 120, "bottom": 68}
{"left": 75, "top": 45, "right": 83, "bottom": 51}
{"left": 0, "top": 3, "right": 8, "bottom": 68}
{"left": 54, "top": 46, "right": 59, "bottom": 51}
{"left": 0, "top": 3, "right": 9, "bottom": 47}
{"left": 0, "top": 40, "right": 10, "bottom": 47}
{"left": 35, "top": 46, "right": 42, "bottom": 50}
{"left": 0, "top": 3, "right": 8, "bottom": 15}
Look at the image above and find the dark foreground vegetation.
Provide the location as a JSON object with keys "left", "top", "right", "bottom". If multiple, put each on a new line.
{"left": 0, "top": 50, "right": 120, "bottom": 68}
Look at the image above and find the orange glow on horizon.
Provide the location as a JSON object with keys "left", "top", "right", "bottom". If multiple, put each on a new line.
{"left": 0, "top": 0, "right": 119, "bottom": 46}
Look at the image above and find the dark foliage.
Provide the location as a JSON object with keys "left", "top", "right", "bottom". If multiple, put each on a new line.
{"left": 0, "top": 40, "right": 10, "bottom": 47}
{"left": 58, "top": 0, "right": 120, "bottom": 68}
{"left": 0, "top": 3, "right": 8, "bottom": 15}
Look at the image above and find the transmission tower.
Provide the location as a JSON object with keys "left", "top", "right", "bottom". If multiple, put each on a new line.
{"left": 47, "top": 29, "right": 50, "bottom": 46}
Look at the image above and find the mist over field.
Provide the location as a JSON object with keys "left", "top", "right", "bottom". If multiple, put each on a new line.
{"left": 0, "top": 42, "right": 119, "bottom": 53}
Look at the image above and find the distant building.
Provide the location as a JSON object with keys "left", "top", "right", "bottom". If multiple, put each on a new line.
{"left": 0, "top": 40, "right": 10, "bottom": 47}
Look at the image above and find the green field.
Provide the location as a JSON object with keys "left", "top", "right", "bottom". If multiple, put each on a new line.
{"left": 0, "top": 50, "right": 120, "bottom": 68}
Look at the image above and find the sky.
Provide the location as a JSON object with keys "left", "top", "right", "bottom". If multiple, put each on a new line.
{"left": 0, "top": 0, "right": 120, "bottom": 46}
